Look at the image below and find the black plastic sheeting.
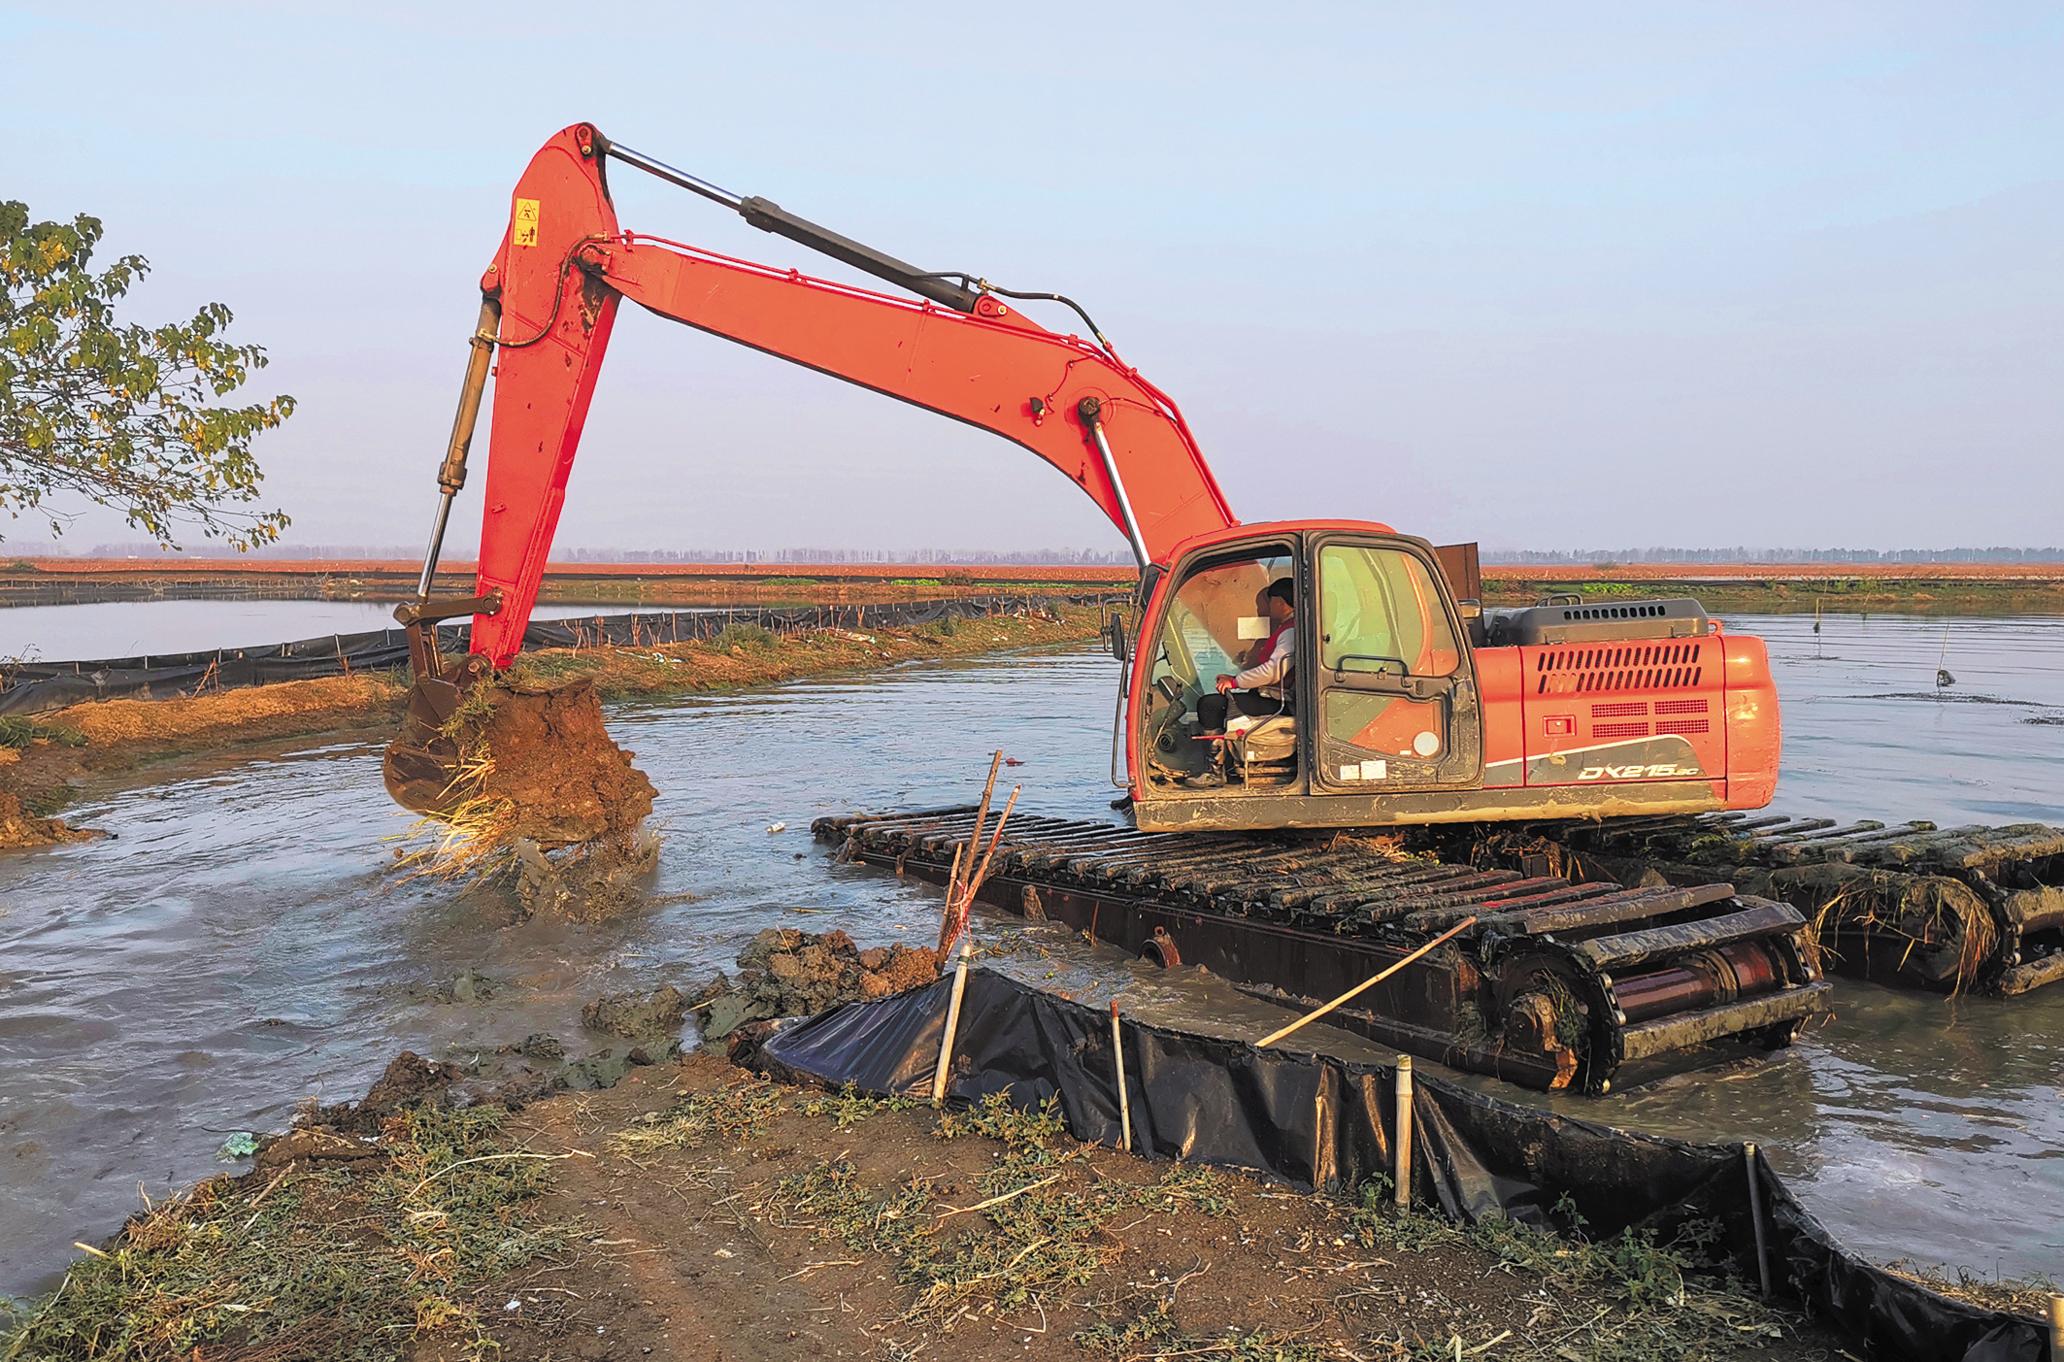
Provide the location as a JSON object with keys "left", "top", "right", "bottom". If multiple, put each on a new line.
{"left": 0, "top": 594, "right": 1117, "bottom": 716}
{"left": 746, "top": 969, "right": 2049, "bottom": 1362}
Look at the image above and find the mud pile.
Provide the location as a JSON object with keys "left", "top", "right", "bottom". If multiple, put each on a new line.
{"left": 405, "top": 676, "right": 660, "bottom": 919}
{"left": 0, "top": 790, "right": 91, "bottom": 849}
{"left": 304, "top": 1051, "right": 462, "bottom": 1134}
{"left": 700, "top": 928, "right": 940, "bottom": 1039}
{"left": 470, "top": 678, "right": 656, "bottom": 849}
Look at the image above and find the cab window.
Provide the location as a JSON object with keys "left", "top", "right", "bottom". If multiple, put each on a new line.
{"left": 1140, "top": 549, "right": 1293, "bottom": 791}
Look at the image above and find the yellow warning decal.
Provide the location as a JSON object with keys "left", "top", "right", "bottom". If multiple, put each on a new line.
{"left": 512, "top": 197, "right": 540, "bottom": 248}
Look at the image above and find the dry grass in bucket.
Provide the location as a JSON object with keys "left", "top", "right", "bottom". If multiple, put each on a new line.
{"left": 390, "top": 750, "right": 523, "bottom": 883}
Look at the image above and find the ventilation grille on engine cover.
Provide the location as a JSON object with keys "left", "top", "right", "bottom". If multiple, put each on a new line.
{"left": 1537, "top": 642, "right": 1708, "bottom": 695}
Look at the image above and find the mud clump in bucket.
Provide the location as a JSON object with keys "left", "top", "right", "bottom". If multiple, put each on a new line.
{"left": 470, "top": 678, "right": 656, "bottom": 848}
{"left": 699, "top": 928, "right": 941, "bottom": 1039}
{"left": 412, "top": 676, "right": 659, "bottom": 920}
{"left": 511, "top": 830, "right": 659, "bottom": 922}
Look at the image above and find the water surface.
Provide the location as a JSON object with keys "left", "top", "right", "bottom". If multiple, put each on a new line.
{"left": 0, "top": 600, "right": 609, "bottom": 663}
{"left": 0, "top": 611, "right": 2058, "bottom": 1297}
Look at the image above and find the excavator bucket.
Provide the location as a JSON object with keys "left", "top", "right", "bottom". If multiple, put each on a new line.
{"left": 383, "top": 651, "right": 658, "bottom": 852}
{"left": 382, "top": 672, "right": 475, "bottom": 816}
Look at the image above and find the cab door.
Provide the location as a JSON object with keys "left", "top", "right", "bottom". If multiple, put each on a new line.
{"left": 1306, "top": 534, "right": 1483, "bottom": 792}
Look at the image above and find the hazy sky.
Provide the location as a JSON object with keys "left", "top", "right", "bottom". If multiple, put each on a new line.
{"left": 4, "top": 3, "right": 2060, "bottom": 556}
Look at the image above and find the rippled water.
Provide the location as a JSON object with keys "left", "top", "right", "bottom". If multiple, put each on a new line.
{"left": 0, "top": 612, "right": 2059, "bottom": 1297}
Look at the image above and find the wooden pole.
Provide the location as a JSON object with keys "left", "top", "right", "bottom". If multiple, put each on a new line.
{"left": 2048, "top": 1294, "right": 2063, "bottom": 1357}
{"left": 941, "top": 787, "right": 1019, "bottom": 956}
{"left": 931, "top": 937, "right": 974, "bottom": 1107}
{"left": 1110, "top": 1000, "right": 1133, "bottom": 1153}
{"left": 1255, "top": 916, "right": 1478, "bottom": 1049}
{"left": 933, "top": 842, "right": 966, "bottom": 946}
{"left": 1393, "top": 1055, "right": 1414, "bottom": 1209}
{"left": 965, "top": 751, "right": 1004, "bottom": 870}
{"left": 941, "top": 753, "right": 1004, "bottom": 952}
{"left": 1744, "top": 1142, "right": 1772, "bottom": 1297}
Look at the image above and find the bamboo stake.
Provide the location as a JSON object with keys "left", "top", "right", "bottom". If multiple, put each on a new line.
{"left": 1255, "top": 916, "right": 1479, "bottom": 1049}
{"left": 1111, "top": 1000, "right": 1133, "bottom": 1153}
{"left": 940, "top": 752, "right": 1004, "bottom": 952}
{"left": 2048, "top": 1294, "right": 2063, "bottom": 1356}
{"left": 941, "top": 787, "right": 1019, "bottom": 956}
{"left": 959, "top": 788, "right": 1018, "bottom": 907}
{"left": 965, "top": 751, "right": 1004, "bottom": 870}
{"left": 1745, "top": 1142, "right": 1772, "bottom": 1297}
{"left": 931, "top": 937, "right": 974, "bottom": 1107}
{"left": 1394, "top": 1055, "right": 1414, "bottom": 1209}
{"left": 937, "top": 843, "right": 966, "bottom": 939}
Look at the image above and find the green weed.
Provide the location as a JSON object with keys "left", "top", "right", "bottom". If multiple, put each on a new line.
{"left": 798, "top": 1082, "right": 920, "bottom": 1130}
{"left": 709, "top": 623, "right": 776, "bottom": 651}
{"left": 0, "top": 717, "right": 86, "bottom": 749}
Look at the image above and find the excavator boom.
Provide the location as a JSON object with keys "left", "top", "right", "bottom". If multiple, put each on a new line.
{"left": 434, "top": 122, "right": 1235, "bottom": 669}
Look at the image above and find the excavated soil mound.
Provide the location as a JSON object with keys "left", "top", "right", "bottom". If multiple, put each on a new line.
{"left": 0, "top": 791, "right": 93, "bottom": 849}
{"left": 701, "top": 928, "right": 941, "bottom": 1038}
{"left": 510, "top": 830, "right": 660, "bottom": 922}
{"left": 474, "top": 678, "right": 656, "bottom": 849}
{"left": 306, "top": 1051, "right": 460, "bottom": 1134}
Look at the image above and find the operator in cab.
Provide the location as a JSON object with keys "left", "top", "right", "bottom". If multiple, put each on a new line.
{"left": 1199, "top": 578, "right": 1295, "bottom": 735}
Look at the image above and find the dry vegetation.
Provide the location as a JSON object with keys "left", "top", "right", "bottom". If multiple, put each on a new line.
{"left": 3, "top": 1055, "right": 1843, "bottom": 1362}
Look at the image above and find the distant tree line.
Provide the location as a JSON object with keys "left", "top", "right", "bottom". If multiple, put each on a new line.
{"left": 50, "top": 540, "right": 2064, "bottom": 565}
{"left": 66, "top": 541, "right": 1141, "bottom": 565}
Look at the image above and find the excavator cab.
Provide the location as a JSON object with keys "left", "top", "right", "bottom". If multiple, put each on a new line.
{"left": 1124, "top": 523, "right": 1776, "bottom": 832}
{"left": 1128, "top": 526, "right": 1486, "bottom": 829}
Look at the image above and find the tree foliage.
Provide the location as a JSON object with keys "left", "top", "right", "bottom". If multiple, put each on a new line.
{"left": 0, "top": 202, "right": 294, "bottom": 550}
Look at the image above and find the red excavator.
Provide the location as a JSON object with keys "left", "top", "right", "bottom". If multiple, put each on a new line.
{"left": 383, "top": 121, "right": 1781, "bottom": 837}
{"left": 382, "top": 124, "right": 1843, "bottom": 1093}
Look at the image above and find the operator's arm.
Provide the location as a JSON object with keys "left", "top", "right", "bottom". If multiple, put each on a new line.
{"left": 1215, "top": 628, "right": 1294, "bottom": 693}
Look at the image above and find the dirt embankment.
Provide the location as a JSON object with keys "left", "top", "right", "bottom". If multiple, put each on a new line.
{"left": 0, "top": 607, "right": 1104, "bottom": 848}
{"left": 1482, "top": 566, "right": 2064, "bottom": 616}
{"left": 3, "top": 1049, "right": 1844, "bottom": 1362}
{"left": 0, "top": 558, "right": 1132, "bottom": 610}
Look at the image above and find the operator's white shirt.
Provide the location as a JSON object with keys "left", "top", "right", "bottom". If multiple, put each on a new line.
{"left": 1232, "top": 625, "right": 1295, "bottom": 700}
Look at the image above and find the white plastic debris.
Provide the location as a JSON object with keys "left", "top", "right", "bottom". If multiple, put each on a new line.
{"left": 766, "top": 822, "right": 786, "bottom": 834}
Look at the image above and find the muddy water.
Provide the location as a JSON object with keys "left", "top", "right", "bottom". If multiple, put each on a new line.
{"left": 1, "top": 612, "right": 2060, "bottom": 1297}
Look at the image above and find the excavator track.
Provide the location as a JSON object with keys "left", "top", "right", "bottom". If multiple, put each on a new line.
{"left": 1434, "top": 815, "right": 2064, "bottom": 997}
{"left": 815, "top": 807, "right": 1831, "bottom": 1095}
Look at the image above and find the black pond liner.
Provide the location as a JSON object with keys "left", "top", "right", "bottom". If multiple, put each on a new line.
{"left": 743, "top": 968, "right": 2048, "bottom": 1362}
{"left": 0, "top": 594, "right": 1119, "bottom": 716}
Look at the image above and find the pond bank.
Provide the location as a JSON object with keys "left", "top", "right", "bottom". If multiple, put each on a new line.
{"left": 1482, "top": 571, "right": 2064, "bottom": 616}
{"left": 0, "top": 604, "right": 1106, "bottom": 844}
{"left": 0, "top": 1048, "right": 1841, "bottom": 1362}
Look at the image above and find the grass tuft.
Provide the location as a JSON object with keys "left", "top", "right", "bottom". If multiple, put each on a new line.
{"left": 609, "top": 1082, "right": 785, "bottom": 1156}
{"left": 1, "top": 1106, "right": 568, "bottom": 1362}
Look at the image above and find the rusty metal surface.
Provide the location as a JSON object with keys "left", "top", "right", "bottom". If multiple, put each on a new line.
{"left": 1484, "top": 813, "right": 2064, "bottom": 996}
{"left": 815, "top": 807, "right": 1828, "bottom": 1096}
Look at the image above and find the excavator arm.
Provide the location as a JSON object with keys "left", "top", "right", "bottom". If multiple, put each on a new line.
{"left": 411, "top": 123, "right": 1237, "bottom": 671}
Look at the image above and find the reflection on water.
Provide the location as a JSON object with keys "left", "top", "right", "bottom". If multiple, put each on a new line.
{"left": 0, "top": 613, "right": 2060, "bottom": 1297}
